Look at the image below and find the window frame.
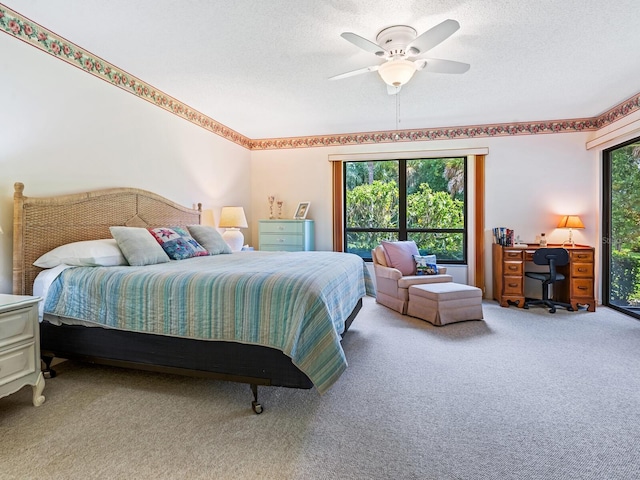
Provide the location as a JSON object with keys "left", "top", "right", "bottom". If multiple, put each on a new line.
{"left": 602, "top": 135, "right": 640, "bottom": 320}
{"left": 342, "top": 157, "right": 468, "bottom": 264}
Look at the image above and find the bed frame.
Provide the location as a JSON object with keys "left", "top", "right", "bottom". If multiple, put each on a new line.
{"left": 12, "top": 182, "right": 361, "bottom": 413}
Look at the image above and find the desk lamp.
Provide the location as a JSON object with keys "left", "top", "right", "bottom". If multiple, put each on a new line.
{"left": 219, "top": 206, "right": 248, "bottom": 252}
{"left": 557, "top": 215, "right": 584, "bottom": 247}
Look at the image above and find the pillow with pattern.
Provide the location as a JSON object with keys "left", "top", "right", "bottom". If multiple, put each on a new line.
{"left": 147, "top": 227, "right": 209, "bottom": 260}
{"left": 413, "top": 254, "right": 438, "bottom": 275}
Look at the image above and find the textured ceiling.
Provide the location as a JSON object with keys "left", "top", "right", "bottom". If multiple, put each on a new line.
{"left": 5, "top": 0, "right": 640, "bottom": 139}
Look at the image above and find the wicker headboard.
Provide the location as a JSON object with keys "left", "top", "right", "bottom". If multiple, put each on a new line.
{"left": 13, "top": 182, "right": 201, "bottom": 295}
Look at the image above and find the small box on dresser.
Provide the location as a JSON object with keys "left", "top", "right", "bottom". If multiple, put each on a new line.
{"left": 259, "top": 220, "right": 315, "bottom": 251}
{"left": 0, "top": 294, "right": 45, "bottom": 406}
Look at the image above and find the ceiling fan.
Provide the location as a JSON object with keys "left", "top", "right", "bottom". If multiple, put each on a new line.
{"left": 330, "top": 19, "right": 470, "bottom": 95}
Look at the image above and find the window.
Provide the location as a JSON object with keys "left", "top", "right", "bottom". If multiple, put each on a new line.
{"left": 344, "top": 157, "right": 467, "bottom": 263}
{"left": 603, "top": 136, "right": 640, "bottom": 320}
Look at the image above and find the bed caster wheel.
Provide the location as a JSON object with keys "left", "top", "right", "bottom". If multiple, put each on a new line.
{"left": 549, "top": 308, "right": 556, "bottom": 314}
{"left": 252, "top": 401, "right": 263, "bottom": 414}
{"left": 43, "top": 368, "right": 56, "bottom": 379}
{"left": 568, "top": 307, "right": 574, "bottom": 312}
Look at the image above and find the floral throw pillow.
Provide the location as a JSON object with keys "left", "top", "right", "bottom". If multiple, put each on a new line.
{"left": 413, "top": 254, "right": 438, "bottom": 275}
{"left": 147, "top": 227, "right": 209, "bottom": 260}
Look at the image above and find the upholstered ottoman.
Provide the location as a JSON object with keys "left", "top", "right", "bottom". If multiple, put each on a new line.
{"left": 407, "top": 283, "right": 483, "bottom": 326}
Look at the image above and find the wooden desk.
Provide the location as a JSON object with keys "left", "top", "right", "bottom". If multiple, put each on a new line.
{"left": 492, "top": 243, "right": 595, "bottom": 312}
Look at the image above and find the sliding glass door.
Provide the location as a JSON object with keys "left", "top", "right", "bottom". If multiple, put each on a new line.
{"left": 603, "top": 136, "right": 640, "bottom": 319}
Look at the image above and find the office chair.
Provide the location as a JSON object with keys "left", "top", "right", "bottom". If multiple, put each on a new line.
{"left": 524, "top": 248, "right": 574, "bottom": 313}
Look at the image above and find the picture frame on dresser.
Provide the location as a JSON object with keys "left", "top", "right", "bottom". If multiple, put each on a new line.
{"left": 293, "top": 202, "right": 310, "bottom": 219}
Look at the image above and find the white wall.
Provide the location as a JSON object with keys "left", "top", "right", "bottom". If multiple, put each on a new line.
{"left": 0, "top": 34, "right": 252, "bottom": 294}
{"left": 250, "top": 132, "right": 597, "bottom": 300}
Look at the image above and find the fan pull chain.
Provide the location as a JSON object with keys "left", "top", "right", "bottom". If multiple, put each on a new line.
{"left": 395, "top": 92, "right": 401, "bottom": 140}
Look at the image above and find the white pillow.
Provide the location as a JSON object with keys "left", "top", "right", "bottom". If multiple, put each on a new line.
{"left": 33, "top": 239, "right": 128, "bottom": 268}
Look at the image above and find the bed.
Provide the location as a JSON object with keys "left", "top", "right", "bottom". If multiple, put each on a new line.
{"left": 12, "top": 182, "right": 372, "bottom": 413}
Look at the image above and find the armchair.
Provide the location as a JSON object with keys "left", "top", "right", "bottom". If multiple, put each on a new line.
{"left": 371, "top": 244, "right": 453, "bottom": 314}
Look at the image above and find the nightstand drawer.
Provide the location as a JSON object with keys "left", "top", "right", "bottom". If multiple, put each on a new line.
{"left": 0, "top": 308, "right": 35, "bottom": 349}
{"left": 0, "top": 343, "right": 36, "bottom": 387}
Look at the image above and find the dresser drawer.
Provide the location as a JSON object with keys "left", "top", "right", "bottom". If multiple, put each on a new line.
{"left": 572, "top": 262, "right": 593, "bottom": 278}
{"left": 0, "top": 308, "right": 35, "bottom": 349}
{"left": 260, "top": 243, "right": 305, "bottom": 252}
{"left": 0, "top": 343, "right": 36, "bottom": 387}
{"left": 572, "top": 278, "right": 594, "bottom": 298}
{"left": 259, "top": 233, "right": 303, "bottom": 249}
{"left": 259, "top": 222, "right": 304, "bottom": 234}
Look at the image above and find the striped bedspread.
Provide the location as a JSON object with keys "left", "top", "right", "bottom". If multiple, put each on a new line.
{"left": 43, "top": 251, "right": 374, "bottom": 393}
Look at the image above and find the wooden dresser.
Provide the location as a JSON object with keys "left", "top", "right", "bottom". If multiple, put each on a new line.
{"left": 258, "top": 220, "right": 315, "bottom": 251}
{"left": 492, "top": 244, "right": 595, "bottom": 311}
{"left": 0, "top": 294, "right": 45, "bottom": 406}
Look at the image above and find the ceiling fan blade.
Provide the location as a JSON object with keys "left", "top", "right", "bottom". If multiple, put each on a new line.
{"left": 329, "top": 65, "right": 379, "bottom": 81}
{"left": 341, "top": 32, "right": 386, "bottom": 57}
{"left": 387, "top": 85, "right": 401, "bottom": 95}
{"left": 407, "top": 19, "right": 460, "bottom": 56}
{"left": 421, "top": 58, "right": 470, "bottom": 74}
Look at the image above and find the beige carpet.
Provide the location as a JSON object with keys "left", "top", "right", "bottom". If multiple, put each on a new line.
{"left": 2, "top": 297, "right": 640, "bottom": 480}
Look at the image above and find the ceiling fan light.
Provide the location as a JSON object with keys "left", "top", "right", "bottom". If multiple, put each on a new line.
{"left": 378, "top": 60, "right": 417, "bottom": 87}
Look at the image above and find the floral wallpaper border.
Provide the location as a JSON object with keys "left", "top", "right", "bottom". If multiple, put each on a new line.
{"left": 0, "top": 5, "right": 252, "bottom": 149}
{"left": 2, "top": 4, "right": 639, "bottom": 151}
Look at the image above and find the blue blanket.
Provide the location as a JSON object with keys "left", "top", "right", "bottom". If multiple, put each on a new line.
{"left": 44, "top": 251, "right": 374, "bottom": 393}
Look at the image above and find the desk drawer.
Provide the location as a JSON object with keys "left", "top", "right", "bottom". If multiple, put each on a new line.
{"left": 571, "top": 250, "right": 594, "bottom": 263}
{"left": 503, "top": 261, "right": 523, "bottom": 276}
{"left": 503, "top": 250, "right": 524, "bottom": 260}
{"left": 572, "top": 262, "right": 593, "bottom": 278}
{"left": 572, "top": 278, "right": 594, "bottom": 298}
{"left": 503, "top": 276, "right": 523, "bottom": 295}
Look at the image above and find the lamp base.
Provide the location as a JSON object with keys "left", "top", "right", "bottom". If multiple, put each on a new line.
{"left": 222, "top": 228, "right": 244, "bottom": 252}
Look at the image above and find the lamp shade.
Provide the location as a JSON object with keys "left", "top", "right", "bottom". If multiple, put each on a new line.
{"left": 378, "top": 59, "right": 417, "bottom": 87}
{"left": 557, "top": 215, "right": 584, "bottom": 229}
{"left": 218, "top": 206, "right": 248, "bottom": 229}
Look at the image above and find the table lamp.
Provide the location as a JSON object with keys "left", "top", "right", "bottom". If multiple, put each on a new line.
{"left": 219, "top": 206, "right": 248, "bottom": 252}
{"left": 557, "top": 215, "right": 584, "bottom": 247}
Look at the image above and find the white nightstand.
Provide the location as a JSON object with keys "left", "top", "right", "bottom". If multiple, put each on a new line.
{"left": 0, "top": 294, "right": 45, "bottom": 406}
